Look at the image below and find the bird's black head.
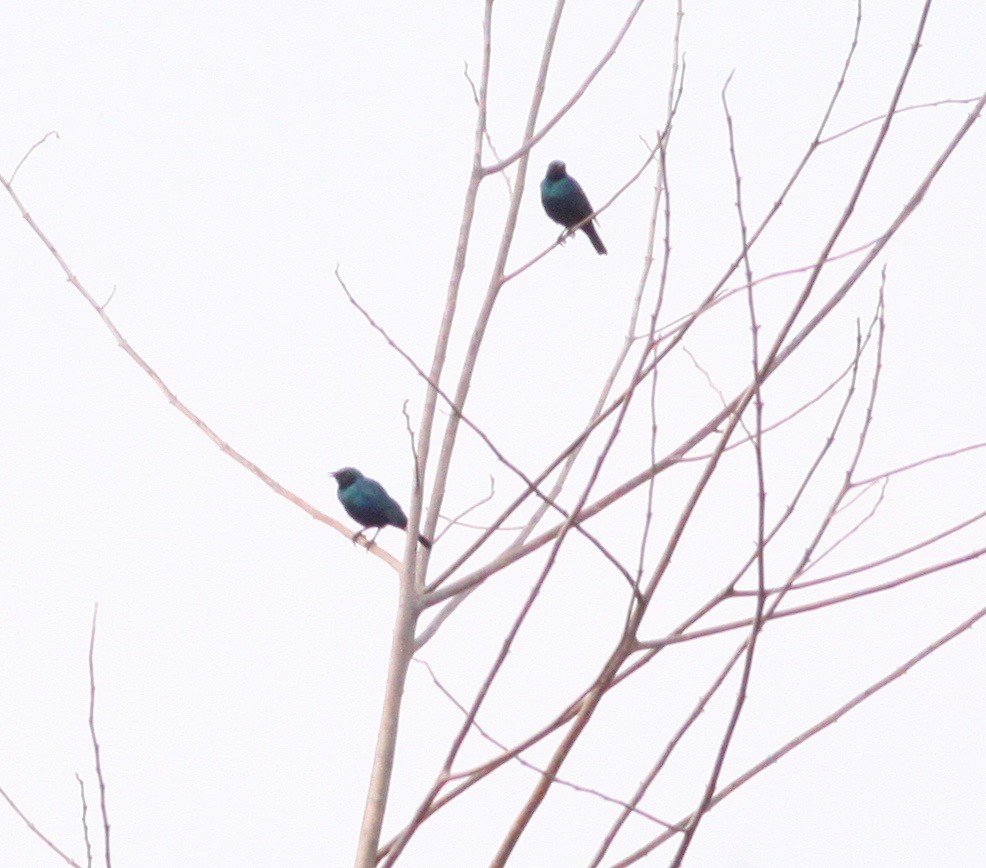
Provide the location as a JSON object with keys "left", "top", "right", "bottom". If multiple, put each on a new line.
{"left": 545, "top": 160, "right": 567, "bottom": 180}
{"left": 331, "top": 467, "right": 363, "bottom": 489}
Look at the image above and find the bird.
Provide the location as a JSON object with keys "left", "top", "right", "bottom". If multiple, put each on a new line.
{"left": 540, "top": 160, "right": 607, "bottom": 255}
{"left": 331, "top": 467, "right": 432, "bottom": 549}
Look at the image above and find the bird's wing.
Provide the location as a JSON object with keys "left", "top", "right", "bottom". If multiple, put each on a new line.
{"left": 568, "top": 180, "right": 595, "bottom": 219}
{"left": 365, "top": 479, "right": 408, "bottom": 527}
{"left": 361, "top": 479, "right": 390, "bottom": 500}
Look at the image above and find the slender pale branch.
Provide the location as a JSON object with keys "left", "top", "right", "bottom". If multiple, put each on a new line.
{"left": 87, "top": 606, "right": 112, "bottom": 868}
{"left": 0, "top": 173, "right": 399, "bottom": 568}
{"left": 75, "top": 774, "right": 93, "bottom": 868}
{"left": 0, "top": 786, "right": 82, "bottom": 867}
{"left": 482, "top": 0, "right": 650, "bottom": 174}
{"left": 669, "top": 72, "right": 771, "bottom": 866}
{"left": 612, "top": 602, "right": 986, "bottom": 864}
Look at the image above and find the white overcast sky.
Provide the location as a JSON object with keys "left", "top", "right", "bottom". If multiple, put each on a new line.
{"left": 1, "top": 2, "right": 984, "bottom": 866}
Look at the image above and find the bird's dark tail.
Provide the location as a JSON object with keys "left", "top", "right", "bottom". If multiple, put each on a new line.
{"left": 417, "top": 533, "right": 433, "bottom": 549}
{"left": 583, "top": 221, "right": 607, "bottom": 255}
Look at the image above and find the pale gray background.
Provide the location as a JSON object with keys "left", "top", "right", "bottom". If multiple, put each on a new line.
{"left": 1, "top": 2, "right": 983, "bottom": 865}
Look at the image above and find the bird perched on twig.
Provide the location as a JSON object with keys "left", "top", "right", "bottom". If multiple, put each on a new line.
{"left": 540, "top": 160, "right": 607, "bottom": 255}
{"left": 331, "top": 467, "right": 432, "bottom": 549}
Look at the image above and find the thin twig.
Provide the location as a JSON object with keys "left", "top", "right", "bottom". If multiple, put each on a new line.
{"left": 669, "top": 71, "right": 770, "bottom": 865}
{"left": 819, "top": 95, "right": 983, "bottom": 144}
{"left": 9, "top": 130, "right": 60, "bottom": 183}
{"left": 612, "top": 602, "right": 986, "bottom": 864}
{"left": 851, "top": 441, "right": 986, "bottom": 488}
{"left": 87, "top": 605, "right": 112, "bottom": 868}
{"left": 75, "top": 774, "right": 93, "bottom": 868}
{"left": 644, "top": 541, "right": 986, "bottom": 648}
{"left": 482, "top": 0, "right": 650, "bottom": 174}
{"left": 0, "top": 785, "right": 82, "bottom": 867}
{"left": 464, "top": 62, "right": 511, "bottom": 195}
{"left": 435, "top": 476, "right": 496, "bottom": 542}
{"left": 412, "top": 659, "right": 676, "bottom": 830}
{"left": 0, "top": 173, "right": 400, "bottom": 568}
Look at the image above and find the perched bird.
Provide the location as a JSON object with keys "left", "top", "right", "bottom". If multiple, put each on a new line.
{"left": 540, "top": 160, "right": 607, "bottom": 255}
{"left": 331, "top": 467, "right": 432, "bottom": 549}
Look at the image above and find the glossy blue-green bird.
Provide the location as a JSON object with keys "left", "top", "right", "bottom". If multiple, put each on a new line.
{"left": 540, "top": 160, "right": 607, "bottom": 255}
{"left": 331, "top": 467, "right": 432, "bottom": 549}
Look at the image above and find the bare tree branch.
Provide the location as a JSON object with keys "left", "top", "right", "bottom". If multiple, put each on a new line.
{"left": 75, "top": 775, "right": 93, "bottom": 868}
{"left": 0, "top": 786, "right": 82, "bottom": 867}
{"left": 87, "top": 606, "right": 112, "bottom": 868}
